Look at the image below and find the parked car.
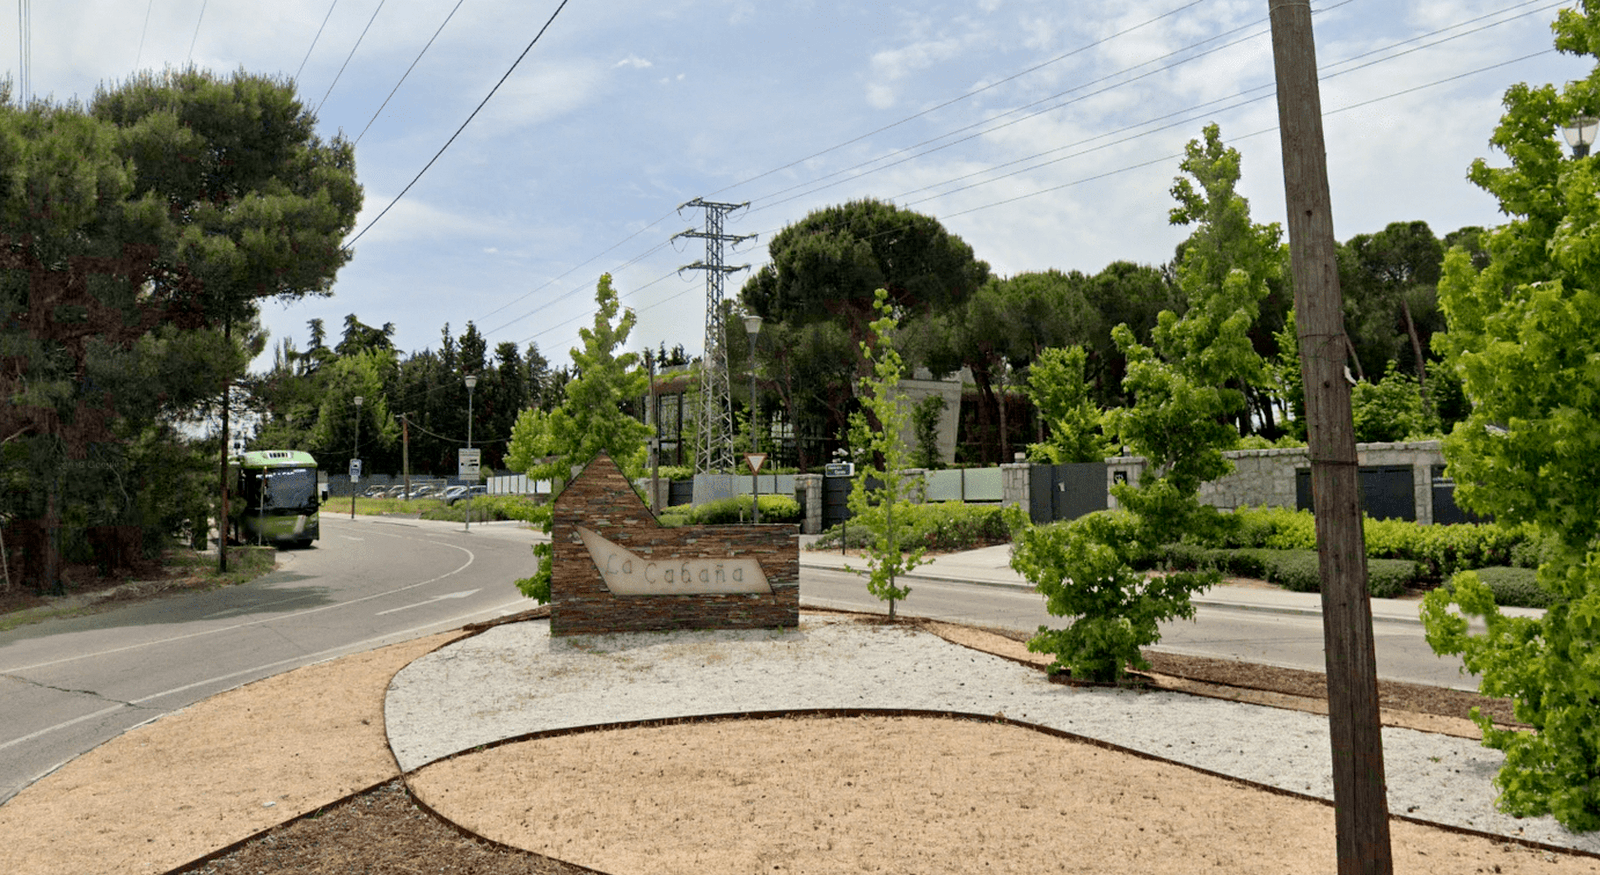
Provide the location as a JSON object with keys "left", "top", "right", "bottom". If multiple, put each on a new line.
{"left": 361, "top": 485, "right": 388, "bottom": 498}
{"left": 383, "top": 484, "right": 408, "bottom": 498}
{"left": 407, "top": 484, "right": 441, "bottom": 500}
{"left": 444, "top": 485, "right": 488, "bottom": 505}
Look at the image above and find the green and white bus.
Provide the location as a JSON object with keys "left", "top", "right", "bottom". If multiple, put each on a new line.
{"left": 229, "top": 450, "right": 321, "bottom": 547}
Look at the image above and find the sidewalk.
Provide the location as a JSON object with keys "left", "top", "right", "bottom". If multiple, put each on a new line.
{"left": 796, "top": 538, "right": 1548, "bottom": 626}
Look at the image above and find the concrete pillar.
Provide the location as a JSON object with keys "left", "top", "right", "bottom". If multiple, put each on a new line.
{"left": 795, "top": 474, "right": 824, "bottom": 535}
{"left": 1000, "top": 462, "right": 1030, "bottom": 513}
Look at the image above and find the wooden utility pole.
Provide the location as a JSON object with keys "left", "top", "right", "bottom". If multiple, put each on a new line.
{"left": 1268, "top": 2, "right": 1394, "bottom": 873}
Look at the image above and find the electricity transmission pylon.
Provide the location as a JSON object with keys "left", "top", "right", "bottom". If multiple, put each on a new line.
{"left": 673, "top": 198, "right": 754, "bottom": 474}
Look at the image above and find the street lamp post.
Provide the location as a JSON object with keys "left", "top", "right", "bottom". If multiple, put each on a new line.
{"left": 350, "top": 395, "right": 363, "bottom": 520}
{"left": 742, "top": 314, "right": 762, "bottom": 524}
{"left": 464, "top": 375, "right": 477, "bottom": 531}
{"left": 1563, "top": 115, "right": 1598, "bottom": 158}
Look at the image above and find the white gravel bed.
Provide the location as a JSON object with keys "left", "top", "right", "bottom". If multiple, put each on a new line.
{"left": 383, "top": 615, "right": 1598, "bottom": 854}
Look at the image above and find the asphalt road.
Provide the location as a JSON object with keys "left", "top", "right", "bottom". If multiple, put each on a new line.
{"left": 798, "top": 568, "right": 1482, "bottom": 691}
{"left": 0, "top": 515, "right": 543, "bottom": 804}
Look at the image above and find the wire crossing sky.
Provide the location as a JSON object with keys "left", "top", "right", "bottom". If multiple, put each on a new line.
{"left": 4, "top": 0, "right": 1589, "bottom": 371}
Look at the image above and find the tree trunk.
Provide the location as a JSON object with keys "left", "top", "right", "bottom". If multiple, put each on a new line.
{"left": 1400, "top": 298, "right": 1426, "bottom": 391}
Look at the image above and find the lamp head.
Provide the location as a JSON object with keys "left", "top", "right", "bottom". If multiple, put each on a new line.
{"left": 464, "top": 375, "right": 478, "bottom": 390}
{"left": 353, "top": 395, "right": 364, "bottom": 408}
{"left": 742, "top": 313, "right": 763, "bottom": 337}
{"left": 1562, "top": 115, "right": 1598, "bottom": 154}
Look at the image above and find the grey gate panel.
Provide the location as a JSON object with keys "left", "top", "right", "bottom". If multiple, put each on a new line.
{"left": 1295, "top": 465, "right": 1416, "bottom": 521}
{"left": 1360, "top": 465, "right": 1415, "bottom": 521}
{"left": 1030, "top": 463, "right": 1108, "bottom": 523}
{"left": 1029, "top": 466, "right": 1053, "bottom": 524}
{"left": 822, "top": 475, "right": 854, "bottom": 529}
{"left": 667, "top": 480, "right": 694, "bottom": 507}
{"left": 1431, "top": 465, "right": 1488, "bottom": 525}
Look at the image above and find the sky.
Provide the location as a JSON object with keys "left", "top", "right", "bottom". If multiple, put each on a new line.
{"left": 6, "top": 0, "right": 1594, "bottom": 375}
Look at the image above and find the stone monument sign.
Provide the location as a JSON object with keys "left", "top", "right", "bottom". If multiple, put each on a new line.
{"left": 550, "top": 453, "right": 799, "bottom": 635}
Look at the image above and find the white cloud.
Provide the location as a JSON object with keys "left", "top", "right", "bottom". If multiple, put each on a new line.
{"left": 616, "top": 55, "right": 654, "bottom": 69}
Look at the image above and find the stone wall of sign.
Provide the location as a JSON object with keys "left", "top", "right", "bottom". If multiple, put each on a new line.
{"left": 550, "top": 453, "right": 799, "bottom": 635}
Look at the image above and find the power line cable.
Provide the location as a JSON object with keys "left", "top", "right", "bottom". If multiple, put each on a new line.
{"left": 342, "top": 0, "right": 573, "bottom": 252}
{"left": 187, "top": 0, "right": 207, "bottom": 64}
{"left": 704, "top": 0, "right": 1212, "bottom": 201}
{"left": 133, "top": 0, "right": 154, "bottom": 72}
{"left": 478, "top": 3, "right": 1219, "bottom": 339}
{"left": 296, "top": 0, "right": 341, "bottom": 84}
{"left": 937, "top": 48, "right": 1556, "bottom": 221}
{"left": 754, "top": 0, "right": 1550, "bottom": 216}
{"left": 899, "top": 3, "right": 1564, "bottom": 210}
{"left": 542, "top": 45, "right": 1559, "bottom": 352}
{"left": 316, "top": 0, "right": 388, "bottom": 118}
{"left": 481, "top": 0, "right": 1541, "bottom": 354}
{"left": 476, "top": 0, "right": 1359, "bottom": 338}
{"left": 354, "top": 0, "right": 466, "bottom": 145}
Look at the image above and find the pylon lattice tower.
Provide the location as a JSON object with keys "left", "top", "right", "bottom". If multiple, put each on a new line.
{"left": 673, "top": 198, "right": 754, "bottom": 474}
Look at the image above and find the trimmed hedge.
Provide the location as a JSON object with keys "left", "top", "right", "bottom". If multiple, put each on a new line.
{"left": 1466, "top": 566, "right": 1557, "bottom": 609}
{"left": 1198, "top": 506, "right": 1538, "bottom": 588}
{"left": 652, "top": 495, "right": 802, "bottom": 527}
{"left": 1154, "top": 543, "right": 1418, "bottom": 598}
{"left": 816, "top": 501, "right": 1027, "bottom": 552}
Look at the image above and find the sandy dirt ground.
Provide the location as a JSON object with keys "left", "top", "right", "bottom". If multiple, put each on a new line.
{"left": 2, "top": 617, "right": 1596, "bottom": 875}
{"left": 410, "top": 715, "right": 1595, "bottom": 875}
{"left": 0, "top": 632, "right": 461, "bottom": 875}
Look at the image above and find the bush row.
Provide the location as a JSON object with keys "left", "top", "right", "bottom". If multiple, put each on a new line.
{"left": 1154, "top": 543, "right": 1417, "bottom": 598}
{"left": 655, "top": 494, "right": 803, "bottom": 527}
{"left": 416, "top": 494, "right": 545, "bottom": 523}
{"left": 1206, "top": 506, "right": 1547, "bottom": 581}
{"left": 814, "top": 502, "right": 1027, "bottom": 552}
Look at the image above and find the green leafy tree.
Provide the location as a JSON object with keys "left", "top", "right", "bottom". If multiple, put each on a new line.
{"left": 1338, "top": 220, "right": 1445, "bottom": 389}
{"left": 91, "top": 68, "right": 362, "bottom": 326}
{"left": 1013, "top": 124, "right": 1280, "bottom": 683}
{"left": 910, "top": 394, "right": 947, "bottom": 470}
{"left": 1350, "top": 362, "right": 1438, "bottom": 444}
{"left": 1025, "top": 345, "right": 1113, "bottom": 464}
{"left": 921, "top": 270, "right": 1100, "bottom": 464}
{"left": 509, "top": 274, "right": 651, "bottom": 602}
{"left": 742, "top": 199, "right": 990, "bottom": 466}
{"left": 1419, "top": 5, "right": 1600, "bottom": 831}
{"left": 845, "top": 288, "right": 928, "bottom": 618}
{"left": 0, "top": 69, "right": 356, "bottom": 587}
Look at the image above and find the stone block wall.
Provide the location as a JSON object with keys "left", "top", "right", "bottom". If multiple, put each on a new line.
{"left": 551, "top": 453, "right": 798, "bottom": 635}
{"left": 1106, "top": 440, "right": 1447, "bottom": 523}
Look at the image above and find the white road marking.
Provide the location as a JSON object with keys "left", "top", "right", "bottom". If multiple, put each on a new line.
{"left": 375, "top": 589, "right": 481, "bottom": 616}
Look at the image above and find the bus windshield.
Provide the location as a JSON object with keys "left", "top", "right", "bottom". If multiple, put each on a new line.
{"left": 245, "top": 466, "right": 319, "bottom": 511}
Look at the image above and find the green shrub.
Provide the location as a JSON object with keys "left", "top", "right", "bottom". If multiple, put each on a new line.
{"left": 1013, "top": 511, "right": 1214, "bottom": 683}
{"left": 814, "top": 502, "right": 1027, "bottom": 552}
{"left": 1365, "top": 558, "right": 1420, "bottom": 599}
{"left": 655, "top": 510, "right": 691, "bottom": 528}
{"left": 418, "top": 494, "right": 544, "bottom": 523}
{"left": 684, "top": 494, "right": 802, "bottom": 525}
{"left": 1467, "top": 566, "right": 1557, "bottom": 609}
{"left": 1182, "top": 547, "right": 1416, "bottom": 597}
{"left": 1209, "top": 506, "right": 1316, "bottom": 551}
{"left": 1260, "top": 550, "right": 1322, "bottom": 592}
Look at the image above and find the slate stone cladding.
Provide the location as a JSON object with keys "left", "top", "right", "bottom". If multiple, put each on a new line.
{"left": 550, "top": 453, "right": 799, "bottom": 635}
